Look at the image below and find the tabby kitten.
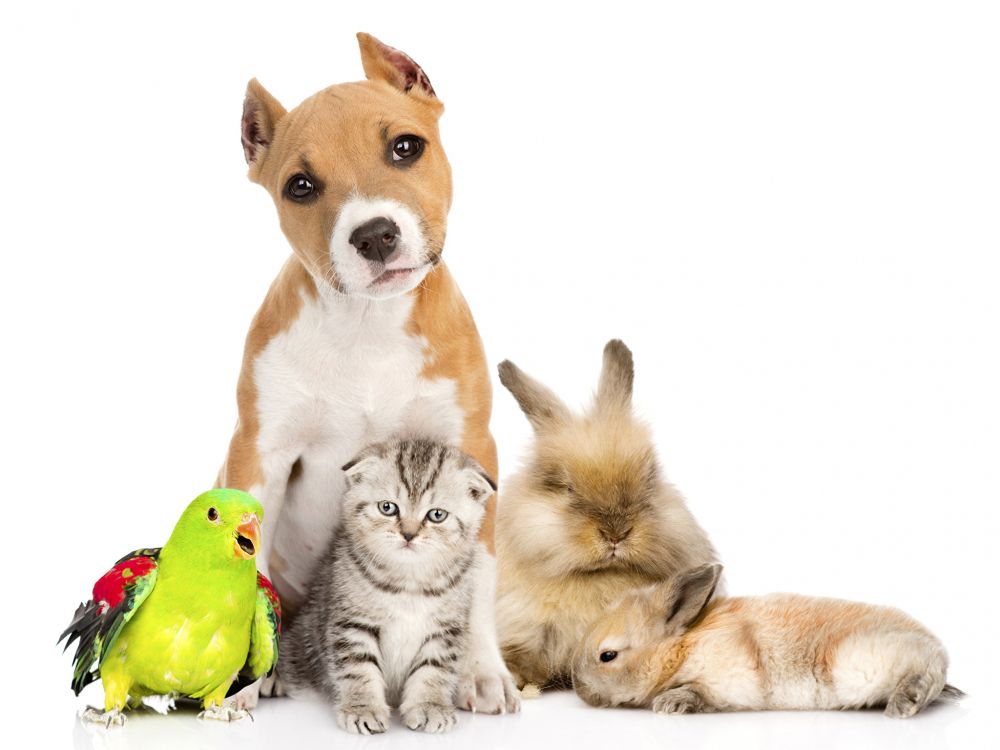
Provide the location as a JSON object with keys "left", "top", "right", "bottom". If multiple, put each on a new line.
{"left": 275, "top": 439, "right": 496, "bottom": 734}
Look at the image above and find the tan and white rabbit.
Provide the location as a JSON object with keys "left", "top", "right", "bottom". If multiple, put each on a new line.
{"left": 495, "top": 340, "right": 718, "bottom": 689}
{"left": 574, "top": 563, "right": 962, "bottom": 717}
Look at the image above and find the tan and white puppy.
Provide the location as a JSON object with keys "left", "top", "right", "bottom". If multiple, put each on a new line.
{"left": 219, "top": 33, "right": 517, "bottom": 714}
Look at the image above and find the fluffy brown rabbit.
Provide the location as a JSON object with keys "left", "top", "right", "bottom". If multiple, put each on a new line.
{"left": 574, "top": 563, "right": 962, "bottom": 717}
{"left": 495, "top": 339, "right": 718, "bottom": 689}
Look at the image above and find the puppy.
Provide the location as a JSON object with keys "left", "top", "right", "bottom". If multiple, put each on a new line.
{"left": 218, "top": 33, "right": 517, "bottom": 714}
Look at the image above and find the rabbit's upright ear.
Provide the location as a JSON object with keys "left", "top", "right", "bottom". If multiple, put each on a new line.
{"left": 658, "top": 563, "right": 723, "bottom": 634}
{"left": 498, "top": 360, "right": 571, "bottom": 433}
{"left": 595, "top": 339, "right": 634, "bottom": 415}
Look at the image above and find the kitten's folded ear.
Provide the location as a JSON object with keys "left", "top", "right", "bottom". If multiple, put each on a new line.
{"left": 461, "top": 458, "right": 497, "bottom": 503}
{"left": 342, "top": 444, "right": 387, "bottom": 484}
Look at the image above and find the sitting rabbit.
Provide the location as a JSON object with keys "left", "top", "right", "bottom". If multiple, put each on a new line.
{"left": 495, "top": 339, "right": 718, "bottom": 689}
{"left": 573, "top": 563, "right": 962, "bottom": 718}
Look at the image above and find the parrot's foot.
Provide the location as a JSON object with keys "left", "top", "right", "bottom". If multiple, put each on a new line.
{"left": 198, "top": 705, "right": 253, "bottom": 723}
{"left": 81, "top": 707, "right": 126, "bottom": 728}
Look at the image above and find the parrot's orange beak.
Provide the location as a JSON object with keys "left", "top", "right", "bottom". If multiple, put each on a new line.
{"left": 235, "top": 513, "right": 261, "bottom": 559}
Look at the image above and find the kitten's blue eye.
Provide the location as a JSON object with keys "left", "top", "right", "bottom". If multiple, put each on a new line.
{"left": 426, "top": 508, "right": 448, "bottom": 523}
{"left": 378, "top": 501, "right": 399, "bottom": 516}
{"left": 599, "top": 650, "right": 618, "bottom": 663}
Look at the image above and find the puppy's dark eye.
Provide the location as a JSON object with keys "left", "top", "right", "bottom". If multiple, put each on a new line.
{"left": 391, "top": 135, "right": 423, "bottom": 163}
{"left": 599, "top": 650, "right": 618, "bottom": 663}
{"left": 286, "top": 174, "right": 316, "bottom": 201}
{"left": 207, "top": 507, "right": 219, "bottom": 522}
{"left": 426, "top": 508, "right": 448, "bottom": 523}
{"left": 379, "top": 501, "right": 399, "bottom": 516}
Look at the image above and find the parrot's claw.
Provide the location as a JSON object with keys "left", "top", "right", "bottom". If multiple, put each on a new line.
{"left": 198, "top": 705, "right": 253, "bottom": 723}
{"left": 81, "top": 707, "right": 126, "bottom": 728}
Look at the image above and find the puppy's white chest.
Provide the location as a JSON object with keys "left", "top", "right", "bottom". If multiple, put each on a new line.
{"left": 255, "top": 290, "right": 461, "bottom": 447}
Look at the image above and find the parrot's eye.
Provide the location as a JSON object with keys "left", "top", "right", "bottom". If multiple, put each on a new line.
{"left": 379, "top": 501, "right": 399, "bottom": 516}
{"left": 207, "top": 507, "right": 219, "bottom": 522}
{"left": 426, "top": 508, "right": 449, "bottom": 523}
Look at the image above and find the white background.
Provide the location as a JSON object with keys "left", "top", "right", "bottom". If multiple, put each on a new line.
{"left": 1, "top": 1, "right": 998, "bottom": 748}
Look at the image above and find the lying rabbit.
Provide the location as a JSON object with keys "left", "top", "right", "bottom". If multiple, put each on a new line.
{"left": 495, "top": 340, "right": 718, "bottom": 689}
{"left": 574, "top": 563, "right": 961, "bottom": 718}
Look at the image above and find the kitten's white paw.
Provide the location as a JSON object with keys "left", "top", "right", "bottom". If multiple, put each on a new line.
{"left": 403, "top": 702, "right": 457, "bottom": 733}
{"left": 336, "top": 705, "right": 390, "bottom": 735}
{"left": 456, "top": 668, "right": 521, "bottom": 714}
{"left": 198, "top": 705, "right": 252, "bottom": 722}
{"left": 81, "top": 707, "right": 126, "bottom": 728}
{"left": 224, "top": 679, "right": 261, "bottom": 711}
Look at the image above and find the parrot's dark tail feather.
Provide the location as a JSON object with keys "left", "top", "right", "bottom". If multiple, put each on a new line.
{"left": 59, "top": 600, "right": 103, "bottom": 695}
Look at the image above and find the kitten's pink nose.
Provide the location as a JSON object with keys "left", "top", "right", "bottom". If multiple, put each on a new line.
{"left": 402, "top": 531, "right": 416, "bottom": 542}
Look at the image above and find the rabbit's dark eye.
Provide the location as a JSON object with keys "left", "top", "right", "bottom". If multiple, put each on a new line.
{"left": 599, "top": 650, "right": 618, "bottom": 663}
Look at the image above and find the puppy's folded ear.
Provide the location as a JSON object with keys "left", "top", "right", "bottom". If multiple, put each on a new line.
{"left": 242, "top": 79, "right": 287, "bottom": 171}
{"left": 357, "top": 32, "right": 439, "bottom": 103}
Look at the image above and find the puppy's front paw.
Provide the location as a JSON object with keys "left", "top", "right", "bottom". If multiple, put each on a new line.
{"left": 403, "top": 702, "right": 457, "bottom": 733}
{"left": 652, "top": 686, "right": 707, "bottom": 715}
{"left": 336, "top": 704, "right": 390, "bottom": 735}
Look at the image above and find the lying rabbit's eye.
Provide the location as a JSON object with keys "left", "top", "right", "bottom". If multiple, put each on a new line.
{"left": 599, "top": 650, "right": 618, "bottom": 663}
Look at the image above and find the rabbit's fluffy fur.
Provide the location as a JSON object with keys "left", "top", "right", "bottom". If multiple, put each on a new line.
{"left": 574, "top": 564, "right": 960, "bottom": 717}
{"left": 494, "top": 340, "right": 718, "bottom": 688}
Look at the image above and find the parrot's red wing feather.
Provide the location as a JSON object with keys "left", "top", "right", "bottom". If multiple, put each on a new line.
{"left": 256, "top": 571, "right": 282, "bottom": 630}
{"left": 59, "top": 548, "right": 161, "bottom": 695}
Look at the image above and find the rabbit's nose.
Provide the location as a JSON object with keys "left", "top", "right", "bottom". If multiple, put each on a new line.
{"left": 603, "top": 527, "right": 633, "bottom": 545}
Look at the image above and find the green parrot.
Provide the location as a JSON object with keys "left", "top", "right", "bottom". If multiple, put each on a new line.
{"left": 59, "top": 489, "right": 281, "bottom": 726}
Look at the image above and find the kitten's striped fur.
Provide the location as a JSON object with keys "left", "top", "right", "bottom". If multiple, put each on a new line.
{"left": 274, "top": 439, "right": 496, "bottom": 734}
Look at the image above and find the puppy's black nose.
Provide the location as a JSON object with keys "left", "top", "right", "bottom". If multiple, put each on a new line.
{"left": 350, "top": 217, "right": 400, "bottom": 262}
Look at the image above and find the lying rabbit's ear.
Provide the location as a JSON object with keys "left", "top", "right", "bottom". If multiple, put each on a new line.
{"left": 498, "top": 359, "right": 571, "bottom": 433}
{"left": 659, "top": 563, "right": 723, "bottom": 634}
{"left": 595, "top": 339, "right": 634, "bottom": 415}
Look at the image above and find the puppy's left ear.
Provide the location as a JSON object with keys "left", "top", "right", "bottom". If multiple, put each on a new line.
{"left": 242, "top": 79, "right": 287, "bottom": 172}
{"left": 357, "top": 32, "right": 439, "bottom": 102}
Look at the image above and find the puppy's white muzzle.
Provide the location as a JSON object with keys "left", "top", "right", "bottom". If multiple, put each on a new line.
{"left": 330, "top": 195, "right": 432, "bottom": 298}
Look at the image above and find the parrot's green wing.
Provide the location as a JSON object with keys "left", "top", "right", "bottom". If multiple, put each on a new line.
{"left": 58, "top": 548, "right": 161, "bottom": 695}
{"left": 226, "top": 572, "right": 282, "bottom": 696}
